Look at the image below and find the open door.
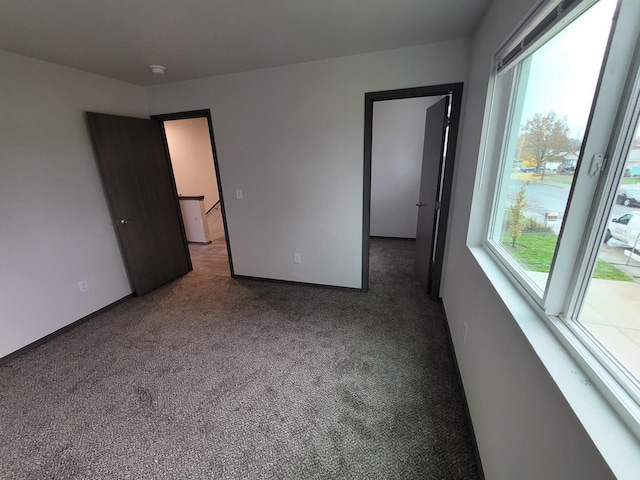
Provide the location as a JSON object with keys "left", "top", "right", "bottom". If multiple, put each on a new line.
{"left": 415, "top": 96, "right": 449, "bottom": 296}
{"left": 362, "top": 83, "right": 462, "bottom": 294}
{"left": 86, "top": 112, "right": 191, "bottom": 295}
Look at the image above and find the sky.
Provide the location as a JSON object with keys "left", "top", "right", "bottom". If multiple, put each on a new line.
{"left": 518, "top": 0, "right": 618, "bottom": 140}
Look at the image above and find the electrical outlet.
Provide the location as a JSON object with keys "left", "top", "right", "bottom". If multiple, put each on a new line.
{"left": 293, "top": 253, "right": 301, "bottom": 264}
{"left": 78, "top": 280, "right": 89, "bottom": 293}
{"left": 235, "top": 189, "right": 243, "bottom": 200}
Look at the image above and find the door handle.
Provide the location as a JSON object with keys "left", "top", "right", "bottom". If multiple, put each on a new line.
{"left": 416, "top": 203, "right": 424, "bottom": 207}
{"left": 119, "top": 218, "right": 133, "bottom": 224}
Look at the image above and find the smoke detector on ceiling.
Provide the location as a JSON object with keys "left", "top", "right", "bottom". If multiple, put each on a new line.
{"left": 149, "top": 65, "right": 166, "bottom": 75}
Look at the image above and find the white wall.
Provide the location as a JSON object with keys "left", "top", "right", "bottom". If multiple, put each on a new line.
{"left": 370, "top": 96, "right": 443, "bottom": 238}
{"left": 146, "top": 40, "right": 470, "bottom": 287}
{"left": 441, "top": 0, "right": 615, "bottom": 478}
{"left": 0, "top": 50, "right": 148, "bottom": 358}
{"left": 164, "top": 117, "right": 219, "bottom": 212}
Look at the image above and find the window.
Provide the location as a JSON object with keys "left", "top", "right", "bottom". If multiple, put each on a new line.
{"left": 613, "top": 213, "right": 634, "bottom": 226}
{"left": 481, "top": 0, "right": 640, "bottom": 434}
{"left": 488, "top": 0, "right": 616, "bottom": 297}
{"left": 579, "top": 120, "right": 640, "bottom": 392}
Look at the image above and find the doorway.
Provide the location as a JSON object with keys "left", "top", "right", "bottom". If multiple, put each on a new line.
{"left": 362, "top": 84, "right": 463, "bottom": 299}
{"left": 152, "top": 109, "right": 234, "bottom": 276}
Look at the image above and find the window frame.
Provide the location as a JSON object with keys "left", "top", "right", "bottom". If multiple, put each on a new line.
{"left": 564, "top": 42, "right": 640, "bottom": 411}
{"left": 477, "top": 0, "right": 640, "bottom": 439}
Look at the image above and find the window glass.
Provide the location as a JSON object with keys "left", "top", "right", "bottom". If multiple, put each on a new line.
{"left": 580, "top": 121, "right": 640, "bottom": 384}
{"left": 617, "top": 214, "right": 634, "bottom": 225}
{"left": 489, "top": 0, "right": 617, "bottom": 294}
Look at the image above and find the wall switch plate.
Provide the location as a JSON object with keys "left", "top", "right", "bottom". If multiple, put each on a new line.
{"left": 293, "top": 253, "right": 301, "bottom": 264}
{"left": 78, "top": 280, "right": 89, "bottom": 293}
{"left": 236, "top": 189, "right": 243, "bottom": 200}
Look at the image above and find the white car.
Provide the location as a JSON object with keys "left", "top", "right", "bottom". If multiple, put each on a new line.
{"left": 605, "top": 211, "right": 640, "bottom": 248}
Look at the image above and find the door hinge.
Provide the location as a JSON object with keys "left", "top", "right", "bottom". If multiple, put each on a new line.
{"left": 435, "top": 201, "right": 442, "bottom": 210}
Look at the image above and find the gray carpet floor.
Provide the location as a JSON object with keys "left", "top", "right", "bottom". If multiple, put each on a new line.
{"left": 0, "top": 239, "right": 479, "bottom": 479}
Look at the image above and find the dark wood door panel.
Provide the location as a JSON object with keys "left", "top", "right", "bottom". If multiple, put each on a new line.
{"left": 415, "top": 96, "right": 449, "bottom": 294}
{"left": 86, "top": 112, "right": 191, "bottom": 295}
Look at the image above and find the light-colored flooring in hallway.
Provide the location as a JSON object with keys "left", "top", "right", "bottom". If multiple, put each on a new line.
{"left": 187, "top": 206, "right": 230, "bottom": 276}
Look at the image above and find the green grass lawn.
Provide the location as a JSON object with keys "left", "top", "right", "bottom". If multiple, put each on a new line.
{"left": 501, "top": 233, "right": 632, "bottom": 281}
{"left": 510, "top": 172, "right": 575, "bottom": 185}
{"left": 541, "top": 174, "right": 574, "bottom": 185}
{"left": 621, "top": 177, "right": 640, "bottom": 185}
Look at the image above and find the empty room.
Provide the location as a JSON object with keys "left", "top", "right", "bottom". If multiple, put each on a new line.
{"left": 1, "top": 0, "right": 639, "bottom": 479}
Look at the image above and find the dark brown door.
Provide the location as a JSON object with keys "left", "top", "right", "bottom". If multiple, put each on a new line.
{"left": 415, "top": 96, "right": 449, "bottom": 296}
{"left": 86, "top": 112, "right": 191, "bottom": 295}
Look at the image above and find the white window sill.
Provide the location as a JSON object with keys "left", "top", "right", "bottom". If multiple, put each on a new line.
{"left": 468, "top": 245, "right": 640, "bottom": 479}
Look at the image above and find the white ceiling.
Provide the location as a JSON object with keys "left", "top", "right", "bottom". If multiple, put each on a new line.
{"left": 0, "top": 0, "right": 489, "bottom": 86}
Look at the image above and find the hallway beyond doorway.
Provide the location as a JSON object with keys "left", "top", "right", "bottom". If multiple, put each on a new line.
{"left": 188, "top": 206, "right": 230, "bottom": 276}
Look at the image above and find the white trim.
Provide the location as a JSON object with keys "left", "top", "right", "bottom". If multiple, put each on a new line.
{"left": 564, "top": 40, "right": 640, "bottom": 410}
{"left": 566, "top": 317, "right": 640, "bottom": 413}
{"left": 469, "top": 246, "right": 640, "bottom": 479}
{"left": 543, "top": 0, "right": 628, "bottom": 315}
{"left": 485, "top": 238, "right": 546, "bottom": 300}
{"left": 495, "top": 0, "right": 553, "bottom": 68}
{"left": 496, "top": 0, "right": 601, "bottom": 72}
{"left": 568, "top": 40, "right": 640, "bottom": 320}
